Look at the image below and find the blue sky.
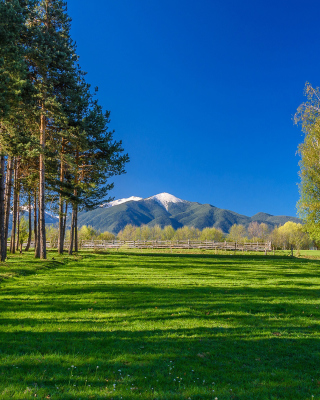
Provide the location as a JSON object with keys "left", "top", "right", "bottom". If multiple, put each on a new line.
{"left": 67, "top": 0, "right": 320, "bottom": 217}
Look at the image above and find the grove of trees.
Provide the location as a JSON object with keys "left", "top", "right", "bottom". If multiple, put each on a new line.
{"left": 116, "top": 221, "right": 310, "bottom": 250}
{"left": 0, "top": 0, "right": 128, "bottom": 261}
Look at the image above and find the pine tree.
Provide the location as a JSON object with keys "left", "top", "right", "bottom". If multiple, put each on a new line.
{"left": 25, "top": 0, "right": 79, "bottom": 259}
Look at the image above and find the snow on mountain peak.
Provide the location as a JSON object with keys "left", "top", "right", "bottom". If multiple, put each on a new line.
{"left": 100, "top": 192, "right": 185, "bottom": 210}
{"left": 101, "top": 196, "right": 143, "bottom": 208}
{"left": 147, "top": 192, "right": 185, "bottom": 211}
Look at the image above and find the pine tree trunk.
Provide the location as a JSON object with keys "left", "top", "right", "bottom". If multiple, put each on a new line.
{"left": 58, "top": 162, "right": 64, "bottom": 254}
{"left": 10, "top": 161, "right": 18, "bottom": 254}
{"left": 74, "top": 204, "right": 78, "bottom": 252}
{"left": 58, "top": 197, "right": 64, "bottom": 254}
{"left": 4, "top": 157, "right": 13, "bottom": 250}
{"left": 68, "top": 208, "right": 74, "bottom": 255}
{"left": 25, "top": 193, "right": 32, "bottom": 251}
{"left": 62, "top": 202, "right": 68, "bottom": 250}
{"left": 36, "top": 194, "right": 41, "bottom": 258}
{"left": 16, "top": 193, "right": 20, "bottom": 250}
{"left": 34, "top": 191, "right": 40, "bottom": 258}
{"left": 74, "top": 150, "right": 79, "bottom": 252}
{"left": 0, "top": 155, "right": 6, "bottom": 262}
{"left": 39, "top": 110, "right": 46, "bottom": 259}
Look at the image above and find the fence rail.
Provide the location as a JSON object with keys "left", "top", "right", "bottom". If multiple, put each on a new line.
{"left": 51, "top": 240, "right": 270, "bottom": 251}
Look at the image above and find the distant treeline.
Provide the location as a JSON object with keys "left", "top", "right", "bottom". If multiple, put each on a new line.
{"left": 34, "top": 221, "right": 312, "bottom": 250}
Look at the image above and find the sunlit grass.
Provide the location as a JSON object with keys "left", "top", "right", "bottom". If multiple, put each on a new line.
{"left": 0, "top": 250, "right": 320, "bottom": 399}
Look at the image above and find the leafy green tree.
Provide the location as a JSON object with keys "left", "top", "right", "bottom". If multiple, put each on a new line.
{"left": 295, "top": 82, "right": 320, "bottom": 242}
{"left": 46, "top": 225, "right": 59, "bottom": 248}
{"left": 174, "top": 226, "right": 200, "bottom": 240}
{"left": 18, "top": 216, "right": 29, "bottom": 253}
{"left": 140, "top": 225, "right": 152, "bottom": 240}
{"left": 150, "top": 225, "right": 162, "bottom": 240}
{"left": 97, "top": 231, "right": 115, "bottom": 241}
{"left": 78, "top": 225, "right": 98, "bottom": 241}
{"left": 117, "top": 224, "right": 136, "bottom": 241}
{"left": 200, "top": 227, "right": 224, "bottom": 241}
{"left": 228, "top": 224, "right": 247, "bottom": 243}
{"left": 270, "top": 222, "right": 311, "bottom": 250}
{"left": 161, "top": 225, "right": 175, "bottom": 240}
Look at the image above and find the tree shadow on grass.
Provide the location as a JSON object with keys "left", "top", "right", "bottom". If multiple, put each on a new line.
{"left": 1, "top": 252, "right": 320, "bottom": 398}
{"left": 0, "top": 326, "right": 319, "bottom": 399}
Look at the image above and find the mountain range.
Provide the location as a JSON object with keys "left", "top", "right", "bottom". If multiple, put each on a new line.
{"left": 75, "top": 192, "right": 301, "bottom": 234}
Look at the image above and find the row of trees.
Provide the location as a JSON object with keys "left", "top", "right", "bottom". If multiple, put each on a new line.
{"left": 49, "top": 221, "right": 308, "bottom": 250}
{"left": 0, "top": 0, "right": 128, "bottom": 261}
{"left": 11, "top": 219, "right": 312, "bottom": 250}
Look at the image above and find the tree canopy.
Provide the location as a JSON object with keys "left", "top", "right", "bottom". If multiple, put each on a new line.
{"left": 0, "top": 0, "right": 129, "bottom": 260}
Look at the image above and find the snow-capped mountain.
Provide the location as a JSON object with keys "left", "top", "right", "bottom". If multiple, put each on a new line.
{"left": 101, "top": 193, "right": 185, "bottom": 211}
{"left": 146, "top": 192, "right": 185, "bottom": 211}
{"left": 101, "top": 196, "right": 143, "bottom": 208}
{"left": 74, "top": 192, "right": 301, "bottom": 235}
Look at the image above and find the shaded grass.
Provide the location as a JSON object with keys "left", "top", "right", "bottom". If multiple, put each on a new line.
{"left": 0, "top": 251, "right": 320, "bottom": 399}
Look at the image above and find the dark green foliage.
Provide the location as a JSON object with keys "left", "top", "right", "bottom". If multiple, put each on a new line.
{"left": 0, "top": 0, "right": 128, "bottom": 260}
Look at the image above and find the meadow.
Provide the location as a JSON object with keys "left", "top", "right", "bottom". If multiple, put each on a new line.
{"left": 0, "top": 250, "right": 319, "bottom": 399}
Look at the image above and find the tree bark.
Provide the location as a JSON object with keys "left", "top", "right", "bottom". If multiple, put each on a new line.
{"left": 25, "top": 193, "right": 32, "bottom": 251}
{"left": 58, "top": 198, "right": 64, "bottom": 254}
{"left": 39, "top": 110, "right": 46, "bottom": 259}
{"left": 68, "top": 207, "right": 74, "bottom": 255}
{"left": 4, "top": 157, "right": 13, "bottom": 247}
{"left": 16, "top": 193, "right": 20, "bottom": 251}
{"left": 34, "top": 191, "right": 40, "bottom": 258}
{"left": 58, "top": 149, "right": 65, "bottom": 254}
{"left": 74, "top": 204, "right": 78, "bottom": 252}
{"left": 10, "top": 160, "right": 18, "bottom": 254}
{"left": 62, "top": 202, "right": 68, "bottom": 250}
{"left": 0, "top": 156, "right": 6, "bottom": 262}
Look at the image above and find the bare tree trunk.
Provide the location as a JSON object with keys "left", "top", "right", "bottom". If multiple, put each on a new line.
{"left": 58, "top": 196, "right": 64, "bottom": 254}
{"left": 39, "top": 110, "right": 46, "bottom": 259}
{"left": 25, "top": 193, "right": 32, "bottom": 251}
{"left": 36, "top": 194, "right": 41, "bottom": 258}
{"left": 0, "top": 155, "right": 6, "bottom": 262}
{"left": 74, "top": 204, "right": 78, "bottom": 252}
{"left": 58, "top": 141, "right": 65, "bottom": 254}
{"left": 10, "top": 161, "right": 18, "bottom": 254}
{"left": 16, "top": 193, "right": 20, "bottom": 251}
{"left": 4, "top": 157, "right": 13, "bottom": 247}
{"left": 68, "top": 207, "right": 74, "bottom": 255}
{"left": 74, "top": 150, "right": 79, "bottom": 252}
{"left": 62, "top": 202, "right": 68, "bottom": 250}
{"left": 34, "top": 191, "right": 40, "bottom": 258}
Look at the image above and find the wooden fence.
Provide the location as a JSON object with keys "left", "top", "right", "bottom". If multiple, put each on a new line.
{"left": 60, "top": 240, "right": 272, "bottom": 252}
{"left": 10, "top": 240, "right": 272, "bottom": 252}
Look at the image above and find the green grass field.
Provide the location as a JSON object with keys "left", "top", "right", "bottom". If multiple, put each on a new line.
{"left": 0, "top": 250, "right": 320, "bottom": 399}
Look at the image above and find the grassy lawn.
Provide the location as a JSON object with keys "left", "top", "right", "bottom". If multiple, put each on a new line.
{"left": 0, "top": 251, "right": 320, "bottom": 399}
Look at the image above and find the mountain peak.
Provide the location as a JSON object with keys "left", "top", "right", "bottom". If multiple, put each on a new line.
{"left": 147, "top": 192, "right": 185, "bottom": 211}
{"left": 101, "top": 196, "right": 143, "bottom": 208}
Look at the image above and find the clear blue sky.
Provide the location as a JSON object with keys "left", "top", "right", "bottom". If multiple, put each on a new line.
{"left": 67, "top": 0, "right": 320, "bottom": 217}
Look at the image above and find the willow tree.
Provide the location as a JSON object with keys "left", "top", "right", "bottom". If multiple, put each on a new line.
{"left": 295, "top": 82, "right": 320, "bottom": 243}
